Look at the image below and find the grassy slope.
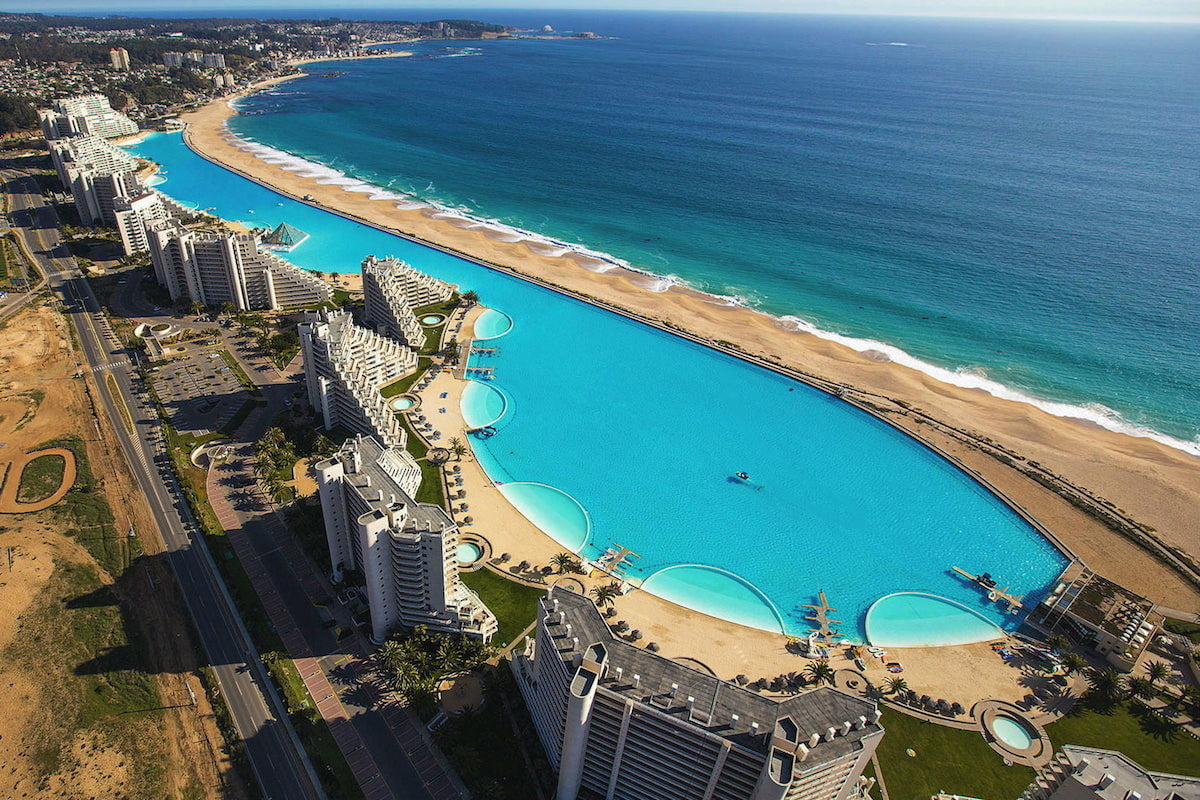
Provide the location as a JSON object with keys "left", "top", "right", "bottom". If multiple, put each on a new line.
{"left": 874, "top": 706, "right": 1035, "bottom": 800}
{"left": 460, "top": 568, "right": 544, "bottom": 648}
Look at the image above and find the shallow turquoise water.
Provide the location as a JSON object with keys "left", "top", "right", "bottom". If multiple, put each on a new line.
{"left": 472, "top": 309, "right": 512, "bottom": 340}
{"left": 865, "top": 592, "right": 1004, "bottom": 647}
{"left": 456, "top": 542, "right": 482, "bottom": 564}
{"left": 134, "top": 131, "right": 1069, "bottom": 637}
{"left": 992, "top": 716, "right": 1035, "bottom": 749}
{"left": 461, "top": 381, "right": 508, "bottom": 429}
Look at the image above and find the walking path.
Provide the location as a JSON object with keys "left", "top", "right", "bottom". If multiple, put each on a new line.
{"left": 200, "top": 356, "right": 469, "bottom": 800}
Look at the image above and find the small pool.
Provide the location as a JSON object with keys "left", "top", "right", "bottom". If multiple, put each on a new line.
{"left": 474, "top": 308, "right": 513, "bottom": 339}
{"left": 421, "top": 314, "right": 445, "bottom": 325}
{"left": 866, "top": 592, "right": 1004, "bottom": 647}
{"left": 390, "top": 396, "right": 415, "bottom": 411}
{"left": 457, "top": 542, "right": 482, "bottom": 564}
{"left": 991, "top": 715, "right": 1035, "bottom": 750}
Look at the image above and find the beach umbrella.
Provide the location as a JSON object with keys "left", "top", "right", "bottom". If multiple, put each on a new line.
{"left": 647, "top": 642, "right": 660, "bottom": 653}
{"left": 462, "top": 516, "right": 473, "bottom": 524}
{"left": 734, "top": 674, "right": 748, "bottom": 685}
{"left": 951, "top": 702, "right": 964, "bottom": 715}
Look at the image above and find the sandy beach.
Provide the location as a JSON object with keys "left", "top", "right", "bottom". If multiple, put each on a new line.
{"left": 177, "top": 78, "right": 1200, "bottom": 614}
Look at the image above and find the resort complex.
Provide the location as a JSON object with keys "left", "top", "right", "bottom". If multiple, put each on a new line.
{"left": 38, "top": 92, "right": 140, "bottom": 141}
{"left": 363, "top": 254, "right": 455, "bottom": 347}
{"left": 514, "top": 587, "right": 883, "bottom": 800}
{"left": 146, "top": 220, "right": 331, "bottom": 310}
{"left": 316, "top": 434, "right": 498, "bottom": 642}
{"left": 299, "top": 308, "right": 415, "bottom": 448}
{"left": 8, "top": 64, "right": 1196, "bottom": 800}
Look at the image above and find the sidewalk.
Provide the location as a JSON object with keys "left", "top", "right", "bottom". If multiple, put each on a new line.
{"left": 207, "top": 440, "right": 469, "bottom": 800}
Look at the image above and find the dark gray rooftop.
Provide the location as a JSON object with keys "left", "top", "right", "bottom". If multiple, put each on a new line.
{"left": 325, "top": 434, "right": 453, "bottom": 534}
{"left": 543, "top": 586, "right": 881, "bottom": 764}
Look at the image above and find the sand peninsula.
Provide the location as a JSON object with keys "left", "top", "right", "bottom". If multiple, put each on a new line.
{"left": 178, "top": 67, "right": 1200, "bottom": 612}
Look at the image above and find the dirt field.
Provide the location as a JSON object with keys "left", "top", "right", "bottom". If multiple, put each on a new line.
{"left": 0, "top": 302, "right": 248, "bottom": 800}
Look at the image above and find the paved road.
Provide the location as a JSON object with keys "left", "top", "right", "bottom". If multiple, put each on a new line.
{"left": 2, "top": 169, "right": 326, "bottom": 800}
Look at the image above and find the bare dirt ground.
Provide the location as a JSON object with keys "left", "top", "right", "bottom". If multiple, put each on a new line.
{"left": 0, "top": 302, "right": 247, "bottom": 800}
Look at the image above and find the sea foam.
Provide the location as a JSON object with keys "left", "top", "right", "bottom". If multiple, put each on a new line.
{"left": 222, "top": 129, "right": 1200, "bottom": 459}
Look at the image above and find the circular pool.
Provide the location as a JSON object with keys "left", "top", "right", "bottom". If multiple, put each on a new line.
{"left": 462, "top": 381, "right": 508, "bottom": 429}
{"left": 457, "top": 542, "right": 483, "bottom": 564}
{"left": 421, "top": 314, "right": 446, "bottom": 325}
{"left": 991, "top": 715, "right": 1034, "bottom": 750}
{"left": 390, "top": 395, "right": 416, "bottom": 411}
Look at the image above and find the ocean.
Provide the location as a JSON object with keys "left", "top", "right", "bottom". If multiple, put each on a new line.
{"left": 224, "top": 11, "right": 1199, "bottom": 452}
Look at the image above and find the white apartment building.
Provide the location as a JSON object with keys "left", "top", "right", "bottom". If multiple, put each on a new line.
{"left": 112, "top": 192, "right": 195, "bottom": 256}
{"left": 147, "top": 220, "right": 331, "bottom": 310}
{"left": 68, "top": 167, "right": 143, "bottom": 226}
{"left": 162, "top": 51, "right": 184, "bottom": 68}
{"left": 202, "top": 52, "right": 227, "bottom": 68}
{"left": 315, "top": 434, "right": 497, "bottom": 643}
{"left": 39, "top": 93, "right": 139, "bottom": 141}
{"left": 514, "top": 588, "right": 885, "bottom": 800}
{"left": 48, "top": 134, "right": 137, "bottom": 185}
{"left": 362, "top": 255, "right": 453, "bottom": 347}
{"left": 109, "top": 47, "right": 131, "bottom": 71}
{"left": 299, "top": 309, "right": 416, "bottom": 449}
{"left": 48, "top": 134, "right": 144, "bottom": 225}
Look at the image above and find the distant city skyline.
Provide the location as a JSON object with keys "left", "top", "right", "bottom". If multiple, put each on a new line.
{"left": 5, "top": 1, "right": 1198, "bottom": 25}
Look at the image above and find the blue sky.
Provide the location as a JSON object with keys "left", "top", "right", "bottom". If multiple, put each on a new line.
{"left": 5, "top": 0, "right": 1198, "bottom": 23}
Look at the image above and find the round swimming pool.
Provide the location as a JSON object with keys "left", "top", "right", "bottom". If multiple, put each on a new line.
{"left": 457, "top": 542, "right": 483, "bottom": 564}
{"left": 991, "top": 715, "right": 1035, "bottom": 750}
{"left": 390, "top": 396, "right": 415, "bottom": 411}
{"left": 421, "top": 314, "right": 445, "bottom": 325}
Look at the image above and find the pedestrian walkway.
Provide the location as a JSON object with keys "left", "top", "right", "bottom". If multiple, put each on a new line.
{"left": 207, "top": 439, "right": 468, "bottom": 800}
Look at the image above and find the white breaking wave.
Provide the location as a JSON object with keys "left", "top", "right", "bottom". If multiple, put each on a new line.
{"left": 227, "top": 130, "right": 632, "bottom": 272}
{"left": 775, "top": 315, "right": 1200, "bottom": 457}
{"left": 219, "top": 128, "right": 1199, "bottom": 458}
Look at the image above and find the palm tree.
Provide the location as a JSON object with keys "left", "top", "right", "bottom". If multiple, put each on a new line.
{"left": 884, "top": 676, "right": 908, "bottom": 695}
{"left": 1061, "top": 653, "right": 1088, "bottom": 677}
{"left": 1086, "top": 667, "right": 1125, "bottom": 700}
{"left": 1127, "top": 676, "right": 1155, "bottom": 701}
{"left": 1145, "top": 661, "right": 1170, "bottom": 685}
{"left": 805, "top": 660, "right": 836, "bottom": 687}
{"left": 461, "top": 290, "right": 479, "bottom": 306}
{"left": 589, "top": 582, "right": 621, "bottom": 609}
{"left": 550, "top": 552, "right": 577, "bottom": 574}
{"left": 448, "top": 437, "right": 468, "bottom": 461}
{"left": 1047, "top": 635, "right": 1071, "bottom": 653}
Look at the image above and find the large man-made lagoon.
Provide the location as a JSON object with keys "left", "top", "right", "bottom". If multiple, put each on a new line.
{"left": 134, "top": 131, "right": 1069, "bottom": 640}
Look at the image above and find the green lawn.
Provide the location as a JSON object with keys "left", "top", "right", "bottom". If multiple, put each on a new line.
{"left": 380, "top": 356, "right": 432, "bottom": 398}
{"left": 16, "top": 451, "right": 66, "bottom": 502}
{"left": 461, "top": 568, "right": 545, "bottom": 648}
{"left": 394, "top": 413, "right": 445, "bottom": 507}
{"left": 874, "top": 706, "right": 1035, "bottom": 800}
{"left": 1048, "top": 700, "right": 1200, "bottom": 778}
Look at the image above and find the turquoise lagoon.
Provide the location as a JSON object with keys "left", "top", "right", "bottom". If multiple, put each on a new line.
{"left": 135, "top": 132, "right": 1069, "bottom": 639}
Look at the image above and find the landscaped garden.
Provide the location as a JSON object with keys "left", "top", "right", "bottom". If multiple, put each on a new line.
{"left": 460, "top": 568, "right": 544, "bottom": 648}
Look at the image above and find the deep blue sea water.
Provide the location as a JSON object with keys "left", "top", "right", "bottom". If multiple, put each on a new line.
{"left": 224, "top": 12, "right": 1199, "bottom": 453}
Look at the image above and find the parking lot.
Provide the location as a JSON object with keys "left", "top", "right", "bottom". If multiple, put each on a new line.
{"left": 149, "top": 349, "right": 253, "bottom": 437}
